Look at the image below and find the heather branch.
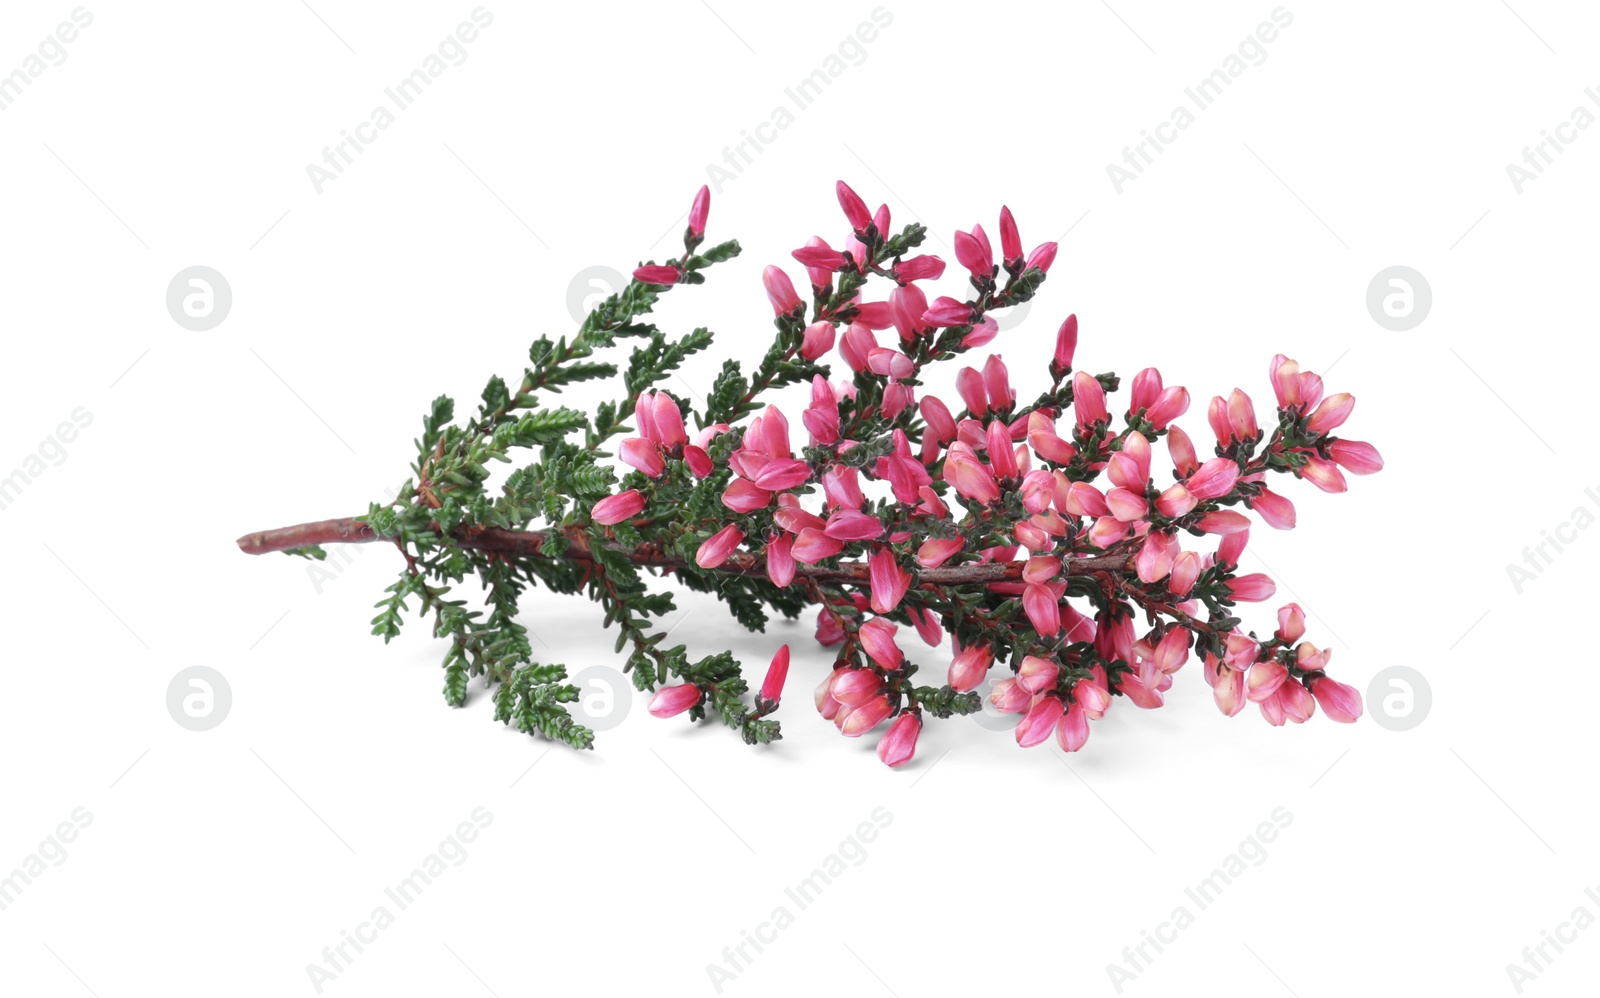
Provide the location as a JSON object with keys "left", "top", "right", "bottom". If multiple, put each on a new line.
{"left": 239, "top": 179, "right": 1383, "bottom": 764}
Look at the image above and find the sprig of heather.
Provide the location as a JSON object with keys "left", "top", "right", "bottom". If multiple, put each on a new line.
{"left": 239, "top": 180, "right": 1382, "bottom": 765}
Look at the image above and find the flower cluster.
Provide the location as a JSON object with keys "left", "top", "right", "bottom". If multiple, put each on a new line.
{"left": 604, "top": 181, "right": 1382, "bottom": 766}
{"left": 241, "top": 179, "right": 1381, "bottom": 766}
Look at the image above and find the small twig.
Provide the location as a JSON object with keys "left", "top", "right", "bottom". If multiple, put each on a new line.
{"left": 237, "top": 516, "right": 1138, "bottom": 587}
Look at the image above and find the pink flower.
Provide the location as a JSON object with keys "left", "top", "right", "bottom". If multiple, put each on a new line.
{"left": 620, "top": 436, "right": 666, "bottom": 477}
{"left": 839, "top": 695, "right": 893, "bottom": 736}
{"left": 1088, "top": 515, "right": 1131, "bottom": 548}
{"left": 1151, "top": 627, "right": 1190, "bottom": 675}
{"left": 1246, "top": 662, "right": 1288, "bottom": 702}
{"left": 1297, "top": 642, "right": 1333, "bottom": 672}
{"left": 1311, "top": 677, "right": 1363, "bottom": 723}
{"left": 955, "top": 366, "right": 988, "bottom": 416}
{"left": 820, "top": 464, "right": 865, "bottom": 510}
{"left": 1212, "top": 664, "right": 1248, "bottom": 716}
{"left": 1276, "top": 603, "right": 1306, "bottom": 643}
{"left": 983, "top": 354, "right": 1014, "bottom": 411}
{"left": 804, "top": 382, "right": 841, "bottom": 445}
{"left": 1108, "top": 431, "right": 1151, "bottom": 490}
{"left": 763, "top": 265, "right": 803, "bottom": 315}
{"left": 1299, "top": 455, "right": 1348, "bottom": 493}
{"left": 1217, "top": 527, "right": 1250, "bottom": 568}
{"left": 693, "top": 422, "right": 729, "bottom": 450}
{"left": 1056, "top": 702, "right": 1090, "bottom": 751}
{"left": 1025, "top": 242, "right": 1057, "bottom": 273}
{"left": 648, "top": 683, "right": 701, "bottom": 718}
{"left": 800, "top": 321, "right": 836, "bottom": 361}
{"left": 1023, "top": 582, "right": 1062, "bottom": 636}
{"left": 1106, "top": 488, "right": 1148, "bottom": 522}
{"left": 839, "top": 322, "right": 877, "bottom": 372}
{"left": 1279, "top": 681, "right": 1315, "bottom": 723}
{"left": 791, "top": 527, "right": 844, "bottom": 564}
{"left": 836, "top": 179, "right": 872, "bottom": 233}
{"left": 1022, "top": 554, "right": 1058, "bottom": 584}
{"left": 792, "top": 243, "right": 848, "bottom": 272}
{"left": 916, "top": 536, "right": 964, "bottom": 568}
{"left": 894, "top": 255, "right": 945, "bottom": 283}
{"left": 1019, "top": 469, "right": 1054, "bottom": 514}
{"left": 949, "top": 644, "right": 992, "bottom": 692}
{"left": 1026, "top": 412, "right": 1076, "bottom": 465}
{"left": 1135, "top": 532, "right": 1178, "bottom": 583}
{"left": 815, "top": 609, "right": 846, "bottom": 648}
{"left": 868, "top": 547, "right": 912, "bottom": 613}
{"left": 798, "top": 236, "right": 837, "bottom": 289}
{"left": 1186, "top": 457, "right": 1240, "bottom": 500}
{"left": 1014, "top": 520, "right": 1047, "bottom": 552}
{"left": 1167, "top": 425, "right": 1198, "bottom": 477}
{"left": 687, "top": 184, "right": 710, "bottom": 237}
{"left": 1073, "top": 371, "right": 1107, "bottom": 431}
{"left": 1063, "top": 481, "right": 1109, "bottom": 517}
{"left": 998, "top": 205, "right": 1022, "bottom": 264}
{"left": 889, "top": 284, "right": 929, "bottom": 342}
{"left": 986, "top": 421, "right": 1021, "bottom": 480}
{"left": 1146, "top": 388, "right": 1190, "bottom": 430}
{"left": 1158, "top": 486, "right": 1196, "bottom": 521}
{"left": 1152, "top": 483, "right": 1192, "bottom": 519}
{"left": 921, "top": 395, "right": 957, "bottom": 443}
{"left": 1251, "top": 487, "right": 1296, "bottom": 529}
{"left": 1328, "top": 439, "right": 1384, "bottom": 475}
{"left": 1169, "top": 551, "right": 1201, "bottom": 596}
{"left": 867, "top": 347, "right": 914, "bottom": 379}
{"left": 922, "top": 296, "right": 974, "bottom": 327}
{"left": 1306, "top": 393, "right": 1354, "bottom": 435}
{"left": 876, "top": 711, "right": 920, "bottom": 767}
{"left": 1054, "top": 314, "right": 1078, "bottom": 371}
{"left": 1130, "top": 367, "right": 1163, "bottom": 414}
{"left": 830, "top": 668, "right": 882, "bottom": 707}
{"left": 1073, "top": 678, "right": 1112, "bottom": 716}
{"left": 990, "top": 678, "right": 1032, "bottom": 713}
{"left": 774, "top": 502, "right": 825, "bottom": 535}
{"left": 1269, "top": 354, "right": 1303, "bottom": 409}
{"left": 592, "top": 489, "right": 646, "bottom": 525}
{"left": 641, "top": 391, "right": 688, "bottom": 446}
{"left": 1015, "top": 696, "right": 1065, "bottom": 747}
{"left": 1196, "top": 510, "right": 1250, "bottom": 535}
{"left": 943, "top": 445, "right": 1001, "bottom": 504}
{"left": 1224, "top": 631, "right": 1261, "bottom": 669}
{"left": 1224, "top": 572, "right": 1276, "bottom": 602}
{"left": 854, "top": 299, "right": 894, "bottom": 328}
{"left": 962, "top": 321, "right": 1000, "bottom": 354}
{"left": 1018, "top": 655, "right": 1060, "bottom": 694}
{"left": 760, "top": 645, "right": 789, "bottom": 702}
{"left": 859, "top": 617, "right": 903, "bottom": 671}
{"left": 753, "top": 458, "right": 812, "bottom": 491}
{"left": 766, "top": 533, "right": 796, "bottom": 587}
{"left": 815, "top": 671, "right": 844, "bottom": 718}
{"left": 954, "top": 225, "right": 994, "bottom": 278}
{"left": 633, "top": 265, "right": 680, "bottom": 285}
{"left": 824, "top": 508, "right": 882, "bottom": 541}
{"left": 907, "top": 605, "right": 942, "bottom": 646}
{"left": 1117, "top": 671, "right": 1166, "bottom": 709}
{"left": 721, "top": 479, "right": 772, "bottom": 513}
{"left": 695, "top": 524, "right": 744, "bottom": 569}
{"left": 1259, "top": 687, "right": 1289, "bottom": 726}
{"left": 1208, "top": 389, "right": 1258, "bottom": 444}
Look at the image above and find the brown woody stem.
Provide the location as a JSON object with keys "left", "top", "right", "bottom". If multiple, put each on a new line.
{"left": 236, "top": 516, "right": 1137, "bottom": 585}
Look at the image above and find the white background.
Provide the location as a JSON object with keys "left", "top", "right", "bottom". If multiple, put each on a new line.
{"left": 0, "top": 1, "right": 1593, "bottom": 995}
